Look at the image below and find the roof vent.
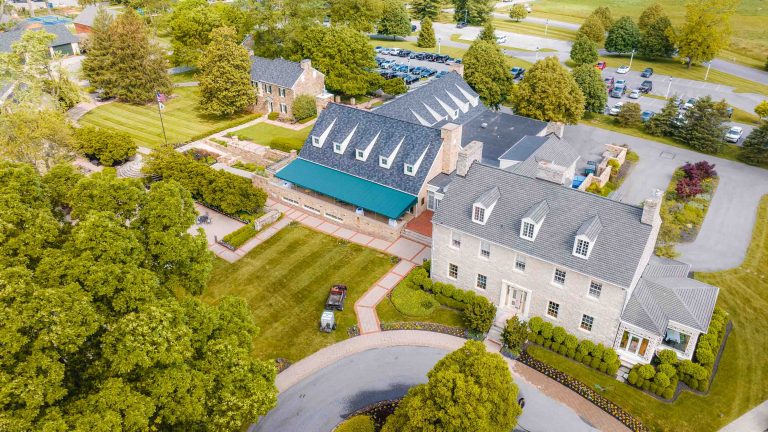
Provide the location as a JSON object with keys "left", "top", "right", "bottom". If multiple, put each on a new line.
{"left": 481, "top": 122, "right": 488, "bottom": 128}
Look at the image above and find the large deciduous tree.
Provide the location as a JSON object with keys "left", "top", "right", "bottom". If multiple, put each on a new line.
{"left": 382, "top": 341, "right": 522, "bottom": 432}
{"left": 0, "top": 107, "right": 73, "bottom": 172}
{"left": 508, "top": 4, "right": 527, "bottom": 21}
{"left": 639, "top": 15, "right": 675, "bottom": 59}
{"left": 577, "top": 14, "right": 606, "bottom": 44}
{"left": 570, "top": 34, "right": 598, "bottom": 65}
{"left": 411, "top": 0, "right": 440, "bottom": 20}
{"left": 511, "top": 56, "right": 585, "bottom": 124}
{"left": 670, "top": 0, "right": 738, "bottom": 67}
{"left": 679, "top": 96, "right": 728, "bottom": 153}
{"left": 73, "top": 126, "right": 138, "bottom": 166}
{"left": 378, "top": 0, "right": 411, "bottom": 38}
{"left": 638, "top": 3, "right": 665, "bottom": 31}
{"left": 251, "top": 0, "right": 326, "bottom": 59}
{"left": 739, "top": 121, "right": 768, "bottom": 166}
{"left": 452, "top": 0, "right": 493, "bottom": 25}
{"left": 571, "top": 64, "right": 606, "bottom": 113}
{"left": 604, "top": 16, "right": 640, "bottom": 54}
{"left": 417, "top": 17, "right": 436, "bottom": 48}
{"left": 198, "top": 27, "right": 255, "bottom": 117}
{"left": 329, "top": 0, "right": 384, "bottom": 33}
{"left": 464, "top": 39, "right": 514, "bottom": 109}
{"left": 590, "top": 6, "right": 614, "bottom": 30}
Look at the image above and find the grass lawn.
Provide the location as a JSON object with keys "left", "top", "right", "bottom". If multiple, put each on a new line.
{"left": 78, "top": 87, "right": 259, "bottom": 149}
{"left": 449, "top": 34, "right": 557, "bottom": 52}
{"left": 493, "top": 18, "right": 580, "bottom": 41}
{"left": 170, "top": 69, "right": 198, "bottom": 83}
{"left": 527, "top": 195, "right": 768, "bottom": 431}
{"left": 376, "top": 295, "right": 465, "bottom": 328}
{"left": 227, "top": 122, "right": 312, "bottom": 152}
{"left": 203, "top": 224, "right": 393, "bottom": 362}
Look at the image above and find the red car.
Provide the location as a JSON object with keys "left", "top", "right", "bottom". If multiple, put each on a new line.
{"left": 595, "top": 61, "right": 607, "bottom": 70}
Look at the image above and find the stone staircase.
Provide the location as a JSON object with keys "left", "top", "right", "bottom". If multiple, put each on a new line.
{"left": 486, "top": 322, "right": 505, "bottom": 344}
{"left": 402, "top": 228, "right": 431, "bottom": 246}
{"left": 116, "top": 154, "right": 145, "bottom": 178}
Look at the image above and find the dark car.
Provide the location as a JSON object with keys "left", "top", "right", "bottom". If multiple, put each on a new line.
{"left": 397, "top": 50, "right": 411, "bottom": 57}
{"left": 404, "top": 74, "right": 421, "bottom": 85}
{"left": 435, "top": 54, "right": 450, "bottom": 63}
{"left": 510, "top": 67, "right": 525, "bottom": 79}
{"left": 457, "top": 21, "right": 467, "bottom": 28}
{"left": 641, "top": 68, "right": 654, "bottom": 78}
{"left": 411, "top": 24, "right": 417, "bottom": 32}
{"left": 413, "top": 52, "right": 427, "bottom": 60}
{"left": 423, "top": 53, "right": 436, "bottom": 62}
{"left": 435, "top": 70, "right": 449, "bottom": 78}
{"left": 420, "top": 68, "right": 436, "bottom": 77}
{"left": 640, "top": 80, "right": 653, "bottom": 93}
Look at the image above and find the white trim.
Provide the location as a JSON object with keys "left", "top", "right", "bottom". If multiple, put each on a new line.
{"left": 546, "top": 299, "right": 560, "bottom": 320}
{"left": 281, "top": 196, "right": 299, "bottom": 206}
{"left": 552, "top": 268, "right": 567, "bottom": 286}
{"left": 422, "top": 101, "right": 445, "bottom": 123}
{"left": 303, "top": 204, "right": 321, "bottom": 214}
{"left": 312, "top": 118, "right": 337, "bottom": 148}
{"left": 356, "top": 131, "right": 379, "bottom": 161}
{"left": 447, "top": 262, "right": 459, "bottom": 280}
{"left": 324, "top": 212, "right": 343, "bottom": 222}
{"left": 333, "top": 124, "right": 358, "bottom": 154}
{"left": 403, "top": 144, "right": 430, "bottom": 177}
{"left": 501, "top": 280, "right": 532, "bottom": 317}
{"left": 520, "top": 220, "right": 537, "bottom": 240}
{"left": 572, "top": 235, "right": 592, "bottom": 259}
{"left": 445, "top": 90, "right": 470, "bottom": 113}
{"left": 434, "top": 96, "right": 457, "bottom": 119}
{"left": 379, "top": 137, "right": 404, "bottom": 169}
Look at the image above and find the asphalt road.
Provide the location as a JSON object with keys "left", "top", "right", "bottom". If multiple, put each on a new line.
{"left": 250, "top": 346, "right": 599, "bottom": 432}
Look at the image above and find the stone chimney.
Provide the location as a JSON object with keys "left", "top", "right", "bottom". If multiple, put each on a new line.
{"left": 642, "top": 189, "right": 663, "bottom": 226}
{"left": 449, "top": 63, "right": 464, "bottom": 77}
{"left": 457, "top": 140, "right": 483, "bottom": 177}
{"left": 300, "top": 59, "right": 312, "bottom": 70}
{"left": 440, "top": 123, "right": 462, "bottom": 174}
{"left": 545, "top": 121, "right": 565, "bottom": 139}
{"left": 535, "top": 160, "right": 567, "bottom": 185}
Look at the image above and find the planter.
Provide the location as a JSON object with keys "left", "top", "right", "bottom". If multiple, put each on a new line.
{"left": 380, "top": 322, "right": 469, "bottom": 338}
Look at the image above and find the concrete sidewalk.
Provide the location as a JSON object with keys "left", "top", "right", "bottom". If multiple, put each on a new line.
{"left": 720, "top": 400, "right": 768, "bottom": 432}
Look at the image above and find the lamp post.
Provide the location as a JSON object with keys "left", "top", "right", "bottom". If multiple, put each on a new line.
{"left": 665, "top": 77, "right": 673, "bottom": 99}
{"left": 535, "top": 46, "right": 540, "bottom": 61}
{"left": 704, "top": 61, "right": 712, "bottom": 81}
{"left": 629, "top": 49, "right": 635, "bottom": 68}
{"left": 544, "top": 19, "right": 549, "bottom": 37}
{"left": 437, "top": 36, "right": 442, "bottom": 54}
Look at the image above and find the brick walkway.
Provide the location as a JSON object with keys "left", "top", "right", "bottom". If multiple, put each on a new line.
{"left": 277, "top": 330, "right": 629, "bottom": 432}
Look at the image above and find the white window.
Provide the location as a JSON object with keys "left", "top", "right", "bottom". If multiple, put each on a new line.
{"left": 547, "top": 301, "right": 560, "bottom": 318}
{"left": 379, "top": 155, "right": 389, "bottom": 168}
{"left": 574, "top": 239, "right": 590, "bottom": 258}
{"left": 303, "top": 204, "right": 320, "bottom": 214}
{"left": 515, "top": 255, "right": 526, "bottom": 272}
{"left": 278, "top": 87, "right": 286, "bottom": 97}
{"left": 589, "top": 281, "right": 602, "bottom": 299}
{"left": 448, "top": 263, "right": 458, "bottom": 279}
{"left": 356, "top": 149, "right": 365, "bottom": 160}
{"left": 476, "top": 274, "right": 487, "bottom": 290}
{"left": 580, "top": 314, "right": 594, "bottom": 332}
{"left": 479, "top": 240, "right": 490, "bottom": 258}
{"left": 553, "top": 268, "right": 566, "bottom": 285}
{"left": 265, "top": 84, "right": 272, "bottom": 94}
{"left": 311, "top": 135, "right": 321, "bottom": 146}
{"left": 521, "top": 221, "right": 535, "bottom": 240}
{"left": 404, "top": 164, "right": 414, "bottom": 175}
{"left": 333, "top": 142, "right": 342, "bottom": 153}
{"left": 451, "top": 231, "right": 461, "bottom": 248}
{"left": 280, "top": 103, "right": 288, "bottom": 114}
{"left": 472, "top": 205, "right": 485, "bottom": 224}
{"left": 427, "top": 190, "right": 440, "bottom": 211}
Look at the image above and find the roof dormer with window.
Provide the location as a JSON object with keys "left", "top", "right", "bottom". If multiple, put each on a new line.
{"left": 572, "top": 215, "right": 602, "bottom": 259}
{"left": 379, "top": 136, "right": 404, "bottom": 169}
{"left": 472, "top": 187, "right": 500, "bottom": 225}
{"left": 355, "top": 131, "right": 379, "bottom": 161}
{"left": 403, "top": 145, "right": 430, "bottom": 177}
{"left": 311, "top": 118, "right": 336, "bottom": 148}
{"left": 332, "top": 124, "right": 358, "bottom": 155}
{"left": 520, "top": 200, "right": 549, "bottom": 241}
{"left": 422, "top": 102, "right": 445, "bottom": 124}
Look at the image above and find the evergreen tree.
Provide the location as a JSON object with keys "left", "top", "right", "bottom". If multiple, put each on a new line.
{"left": 478, "top": 20, "right": 496, "bottom": 42}
{"left": 577, "top": 15, "right": 606, "bottom": 44}
{"left": 417, "top": 18, "right": 436, "bottom": 48}
{"left": 508, "top": 4, "right": 527, "bottom": 21}
{"left": 679, "top": 96, "right": 728, "bottom": 153}
{"left": 464, "top": 39, "right": 514, "bottom": 109}
{"left": 605, "top": 16, "right": 641, "bottom": 54}
{"left": 644, "top": 97, "right": 679, "bottom": 136}
{"left": 511, "top": 56, "right": 585, "bottom": 124}
{"left": 639, "top": 15, "right": 675, "bottom": 58}
{"left": 616, "top": 102, "right": 642, "bottom": 127}
{"left": 570, "top": 34, "right": 598, "bottom": 65}
{"left": 739, "top": 121, "right": 768, "bottom": 166}
{"left": 81, "top": 6, "right": 113, "bottom": 92}
{"left": 571, "top": 64, "right": 606, "bottom": 113}
{"left": 671, "top": 0, "right": 738, "bottom": 67}
{"left": 198, "top": 27, "right": 255, "bottom": 117}
{"left": 411, "top": 0, "right": 440, "bottom": 20}
{"left": 638, "top": 3, "right": 665, "bottom": 31}
{"left": 378, "top": 0, "right": 411, "bottom": 38}
{"left": 590, "top": 6, "right": 614, "bottom": 30}
{"left": 452, "top": 0, "right": 493, "bottom": 25}
{"left": 382, "top": 341, "right": 522, "bottom": 432}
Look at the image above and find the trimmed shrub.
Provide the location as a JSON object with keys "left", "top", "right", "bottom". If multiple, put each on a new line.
{"left": 292, "top": 94, "right": 318, "bottom": 121}
{"left": 390, "top": 284, "right": 438, "bottom": 317}
{"left": 434, "top": 294, "right": 466, "bottom": 310}
{"left": 336, "top": 415, "right": 375, "bottom": 432}
{"left": 566, "top": 348, "right": 576, "bottom": 359}
{"left": 642, "top": 381, "right": 651, "bottom": 391}
{"left": 551, "top": 342, "right": 561, "bottom": 352}
{"left": 501, "top": 316, "right": 528, "bottom": 351}
{"left": 695, "top": 347, "right": 715, "bottom": 366}
{"left": 544, "top": 340, "right": 552, "bottom": 349}
{"left": 564, "top": 334, "right": 579, "bottom": 350}
{"left": 691, "top": 363, "right": 709, "bottom": 381}
{"left": 602, "top": 348, "right": 618, "bottom": 365}
{"left": 650, "top": 383, "right": 659, "bottom": 394}
{"left": 677, "top": 359, "right": 695, "bottom": 376}
{"left": 699, "top": 333, "right": 717, "bottom": 348}
{"left": 627, "top": 370, "right": 639, "bottom": 385}
{"left": 606, "top": 361, "right": 620, "bottom": 376}
{"left": 658, "top": 363, "right": 677, "bottom": 378}
{"left": 552, "top": 326, "right": 567, "bottom": 343}
{"left": 582, "top": 355, "right": 592, "bottom": 366}
{"left": 637, "top": 377, "right": 646, "bottom": 388}
{"left": 540, "top": 322, "right": 554, "bottom": 340}
{"left": 528, "top": 316, "right": 544, "bottom": 334}
{"left": 654, "top": 372, "right": 670, "bottom": 388}
{"left": 221, "top": 224, "right": 258, "bottom": 248}
{"left": 462, "top": 296, "right": 496, "bottom": 333}
{"left": 662, "top": 387, "right": 675, "bottom": 400}
{"left": 535, "top": 335, "right": 544, "bottom": 345}
{"left": 558, "top": 344, "right": 568, "bottom": 356}
{"left": 654, "top": 385, "right": 666, "bottom": 396}
{"left": 578, "top": 340, "right": 595, "bottom": 356}
{"left": 697, "top": 379, "right": 709, "bottom": 392}
{"left": 638, "top": 364, "right": 656, "bottom": 380}
{"left": 590, "top": 356, "right": 602, "bottom": 369}
{"left": 574, "top": 352, "right": 584, "bottom": 362}
{"left": 598, "top": 361, "right": 608, "bottom": 373}
{"left": 591, "top": 343, "right": 605, "bottom": 360}
{"left": 657, "top": 349, "right": 679, "bottom": 365}
{"left": 688, "top": 378, "right": 699, "bottom": 389}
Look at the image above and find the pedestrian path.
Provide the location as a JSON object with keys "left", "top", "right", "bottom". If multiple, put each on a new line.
{"left": 720, "top": 400, "right": 768, "bottom": 432}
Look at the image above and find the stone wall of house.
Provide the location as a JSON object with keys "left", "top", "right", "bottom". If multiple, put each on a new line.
{"left": 252, "top": 61, "right": 326, "bottom": 119}
{"left": 613, "top": 322, "right": 662, "bottom": 364}
{"left": 430, "top": 223, "right": 628, "bottom": 346}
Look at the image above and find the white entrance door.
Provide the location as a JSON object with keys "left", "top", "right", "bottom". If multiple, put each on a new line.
{"left": 267, "top": 101, "right": 274, "bottom": 112}
{"left": 501, "top": 283, "right": 528, "bottom": 316}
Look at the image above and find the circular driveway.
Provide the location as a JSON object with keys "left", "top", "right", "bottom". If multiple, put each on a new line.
{"left": 250, "top": 346, "right": 598, "bottom": 432}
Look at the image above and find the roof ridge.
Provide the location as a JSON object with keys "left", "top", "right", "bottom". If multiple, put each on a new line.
{"left": 326, "top": 103, "right": 444, "bottom": 136}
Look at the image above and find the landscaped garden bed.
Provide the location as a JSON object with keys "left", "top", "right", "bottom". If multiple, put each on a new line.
{"left": 227, "top": 122, "right": 312, "bottom": 152}
{"left": 585, "top": 145, "right": 639, "bottom": 197}
{"left": 341, "top": 399, "right": 400, "bottom": 432}
{"left": 380, "top": 322, "right": 470, "bottom": 338}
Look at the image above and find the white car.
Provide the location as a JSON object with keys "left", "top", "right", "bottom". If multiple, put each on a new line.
{"left": 496, "top": 35, "right": 508, "bottom": 44}
{"left": 725, "top": 126, "right": 743, "bottom": 143}
{"left": 616, "top": 65, "right": 631, "bottom": 74}
{"left": 628, "top": 89, "right": 642, "bottom": 99}
{"left": 615, "top": 79, "right": 627, "bottom": 87}
{"left": 609, "top": 102, "right": 624, "bottom": 115}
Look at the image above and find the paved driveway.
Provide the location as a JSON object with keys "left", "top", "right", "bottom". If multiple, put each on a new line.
{"left": 564, "top": 124, "right": 768, "bottom": 271}
{"left": 251, "top": 346, "right": 598, "bottom": 432}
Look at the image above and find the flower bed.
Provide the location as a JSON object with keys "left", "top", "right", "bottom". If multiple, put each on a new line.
{"left": 275, "top": 357, "right": 292, "bottom": 373}
{"left": 344, "top": 399, "right": 400, "bottom": 431}
{"left": 347, "top": 325, "right": 360, "bottom": 337}
{"left": 518, "top": 351, "right": 650, "bottom": 432}
{"left": 380, "top": 322, "right": 470, "bottom": 338}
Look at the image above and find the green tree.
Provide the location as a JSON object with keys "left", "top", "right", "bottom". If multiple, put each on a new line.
{"left": 571, "top": 64, "right": 606, "bottom": 113}
{"left": 329, "top": 0, "right": 384, "bottom": 32}
{"left": 382, "top": 341, "right": 522, "bottom": 432}
{"left": 478, "top": 20, "right": 496, "bottom": 42}
{"left": 754, "top": 100, "right": 768, "bottom": 119}
{"left": 501, "top": 316, "right": 528, "bottom": 352}
{"left": 0, "top": 107, "right": 73, "bottom": 172}
{"left": 383, "top": 77, "right": 408, "bottom": 95}
{"left": 590, "top": 6, "right": 613, "bottom": 30}
{"left": 198, "top": 27, "right": 255, "bottom": 117}
{"left": 69, "top": 169, "right": 145, "bottom": 221}
{"left": 417, "top": 17, "right": 436, "bottom": 48}
{"left": 299, "top": 25, "right": 377, "bottom": 96}
{"left": 638, "top": 3, "right": 665, "bottom": 31}
{"left": 251, "top": 0, "right": 326, "bottom": 59}
{"left": 452, "top": 0, "right": 493, "bottom": 25}
{"left": 570, "top": 34, "right": 598, "bottom": 65}
{"left": 639, "top": 15, "right": 675, "bottom": 58}
{"left": 511, "top": 56, "right": 585, "bottom": 124}
{"left": 508, "top": 4, "right": 527, "bottom": 21}
{"left": 81, "top": 6, "right": 114, "bottom": 93}
{"left": 73, "top": 126, "right": 137, "bottom": 166}
{"left": 42, "top": 163, "right": 84, "bottom": 209}
{"left": 739, "top": 121, "right": 768, "bottom": 166}
{"left": 645, "top": 97, "right": 679, "bottom": 136}
{"left": 670, "top": 0, "right": 738, "bottom": 67}
{"left": 411, "top": 0, "right": 440, "bottom": 20}
{"left": 577, "top": 14, "right": 606, "bottom": 44}
{"left": 293, "top": 94, "right": 318, "bottom": 121}
{"left": 378, "top": 0, "right": 411, "bottom": 38}
{"left": 605, "top": 16, "right": 640, "bottom": 54}
{"left": 616, "top": 102, "right": 642, "bottom": 127}
{"left": 679, "top": 96, "right": 728, "bottom": 153}
{"left": 464, "top": 39, "right": 514, "bottom": 109}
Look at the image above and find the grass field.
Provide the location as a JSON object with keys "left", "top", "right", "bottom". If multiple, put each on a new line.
{"left": 527, "top": 195, "right": 768, "bottom": 431}
{"left": 169, "top": 70, "right": 198, "bottom": 83}
{"left": 228, "top": 122, "right": 312, "bottom": 152}
{"left": 493, "top": 18, "right": 580, "bottom": 41}
{"left": 78, "top": 87, "right": 259, "bottom": 149}
{"left": 203, "top": 224, "right": 393, "bottom": 362}
{"left": 376, "top": 294, "right": 465, "bottom": 327}
{"left": 449, "top": 34, "right": 557, "bottom": 52}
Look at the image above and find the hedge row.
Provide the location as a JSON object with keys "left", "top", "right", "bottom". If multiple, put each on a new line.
{"left": 527, "top": 316, "right": 621, "bottom": 376}
{"left": 221, "top": 224, "right": 258, "bottom": 249}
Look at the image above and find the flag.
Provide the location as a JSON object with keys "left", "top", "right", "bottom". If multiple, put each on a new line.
{"left": 158, "top": 102, "right": 165, "bottom": 110}
{"left": 156, "top": 92, "right": 167, "bottom": 103}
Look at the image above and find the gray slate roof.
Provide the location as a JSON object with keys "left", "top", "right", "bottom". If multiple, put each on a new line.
{"left": 433, "top": 163, "right": 654, "bottom": 288}
{"left": 297, "top": 103, "right": 443, "bottom": 195}
{"left": 621, "top": 271, "right": 719, "bottom": 335}
{"left": 577, "top": 215, "right": 602, "bottom": 242}
{"left": 522, "top": 200, "right": 549, "bottom": 224}
{"left": 373, "top": 72, "right": 485, "bottom": 127}
{"left": 510, "top": 134, "right": 581, "bottom": 177}
{"left": 499, "top": 135, "right": 548, "bottom": 162}
{"left": 249, "top": 56, "right": 309, "bottom": 88}
{"left": 0, "top": 24, "right": 78, "bottom": 52}
{"left": 74, "top": 4, "right": 118, "bottom": 28}
{"left": 476, "top": 186, "right": 500, "bottom": 208}
{"left": 462, "top": 110, "right": 548, "bottom": 162}
{"left": 643, "top": 255, "right": 691, "bottom": 278}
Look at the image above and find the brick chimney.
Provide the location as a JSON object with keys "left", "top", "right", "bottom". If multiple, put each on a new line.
{"left": 457, "top": 140, "right": 483, "bottom": 177}
{"left": 440, "top": 123, "right": 462, "bottom": 174}
{"left": 300, "top": 59, "right": 312, "bottom": 70}
{"left": 642, "top": 189, "right": 663, "bottom": 226}
{"left": 544, "top": 121, "right": 565, "bottom": 139}
{"left": 535, "top": 160, "right": 567, "bottom": 185}
{"left": 449, "top": 63, "right": 464, "bottom": 77}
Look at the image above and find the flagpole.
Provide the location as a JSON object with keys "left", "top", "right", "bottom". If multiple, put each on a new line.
{"left": 156, "top": 91, "right": 168, "bottom": 147}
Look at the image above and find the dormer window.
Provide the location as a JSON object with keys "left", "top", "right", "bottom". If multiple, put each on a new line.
{"left": 520, "top": 200, "right": 548, "bottom": 241}
{"left": 404, "top": 164, "right": 414, "bottom": 175}
{"left": 472, "top": 205, "right": 485, "bottom": 223}
{"left": 472, "top": 187, "right": 499, "bottom": 226}
{"left": 312, "top": 135, "right": 321, "bottom": 146}
{"left": 333, "top": 142, "right": 342, "bottom": 153}
{"left": 574, "top": 239, "right": 590, "bottom": 257}
{"left": 521, "top": 221, "right": 535, "bottom": 239}
{"left": 379, "top": 155, "right": 390, "bottom": 168}
{"left": 573, "top": 215, "right": 602, "bottom": 260}
{"left": 356, "top": 149, "right": 365, "bottom": 160}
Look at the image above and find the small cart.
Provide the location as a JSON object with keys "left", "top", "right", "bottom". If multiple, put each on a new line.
{"left": 325, "top": 284, "right": 348, "bottom": 311}
{"left": 319, "top": 310, "right": 336, "bottom": 333}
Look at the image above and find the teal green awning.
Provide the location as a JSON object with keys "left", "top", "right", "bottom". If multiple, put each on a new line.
{"left": 276, "top": 159, "right": 417, "bottom": 219}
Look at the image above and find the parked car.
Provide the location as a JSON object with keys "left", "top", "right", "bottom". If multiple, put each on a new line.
{"left": 640, "top": 67, "right": 654, "bottom": 77}
{"left": 628, "top": 89, "right": 642, "bottom": 99}
{"left": 420, "top": 68, "right": 436, "bottom": 77}
{"left": 496, "top": 35, "right": 508, "bottom": 44}
{"left": 510, "top": 67, "right": 525, "bottom": 79}
{"left": 604, "top": 76, "right": 615, "bottom": 90}
{"left": 434, "top": 54, "right": 450, "bottom": 63}
{"left": 609, "top": 85, "right": 625, "bottom": 98}
{"left": 639, "top": 80, "right": 653, "bottom": 93}
{"left": 374, "top": 46, "right": 384, "bottom": 53}
{"left": 457, "top": 21, "right": 467, "bottom": 28}
{"left": 609, "top": 102, "right": 625, "bottom": 115}
{"left": 435, "top": 70, "right": 449, "bottom": 78}
{"left": 404, "top": 74, "right": 421, "bottom": 85}
{"left": 397, "top": 50, "right": 411, "bottom": 57}
{"left": 725, "top": 126, "right": 744, "bottom": 143}
{"left": 453, "top": 58, "right": 463, "bottom": 64}
{"left": 423, "top": 53, "right": 436, "bottom": 62}
{"left": 616, "top": 65, "right": 630, "bottom": 74}
{"left": 683, "top": 97, "right": 697, "bottom": 110}
{"left": 595, "top": 61, "right": 607, "bottom": 70}
{"left": 615, "top": 79, "right": 627, "bottom": 87}
{"left": 641, "top": 111, "right": 655, "bottom": 122}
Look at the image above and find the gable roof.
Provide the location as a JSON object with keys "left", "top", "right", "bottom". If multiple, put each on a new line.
{"left": 250, "top": 56, "right": 314, "bottom": 88}
{"left": 0, "top": 24, "right": 78, "bottom": 53}
{"left": 522, "top": 200, "right": 549, "bottom": 224}
{"left": 509, "top": 134, "right": 581, "bottom": 177}
{"left": 577, "top": 215, "right": 602, "bottom": 242}
{"left": 74, "top": 4, "right": 118, "bottom": 28}
{"left": 433, "top": 163, "right": 654, "bottom": 287}
{"left": 373, "top": 72, "right": 485, "bottom": 127}
{"left": 475, "top": 186, "right": 500, "bottom": 208}
{"left": 296, "top": 103, "right": 443, "bottom": 196}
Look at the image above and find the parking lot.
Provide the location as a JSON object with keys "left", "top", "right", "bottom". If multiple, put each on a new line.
{"left": 374, "top": 48, "right": 456, "bottom": 87}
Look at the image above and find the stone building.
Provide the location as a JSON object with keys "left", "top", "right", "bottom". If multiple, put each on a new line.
{"left": 249, "top": 56, "right": 327, "bottom": 119}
